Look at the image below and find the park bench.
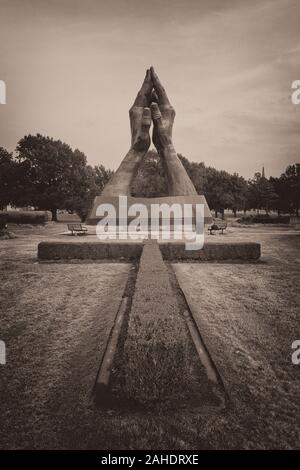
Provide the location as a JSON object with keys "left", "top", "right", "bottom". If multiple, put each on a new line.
{"left": 67, "top": 223, "right": 88, "bottom": 236}
{"left": 208, "top": 222, "right": 227, "bottom": 235}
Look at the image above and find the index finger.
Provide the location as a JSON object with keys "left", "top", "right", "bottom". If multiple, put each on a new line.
{"left": 133, "top": 69, "right": 152, "bottom": 107}
{"left": 150, "top": 66, "right": 170, "bottom": 105}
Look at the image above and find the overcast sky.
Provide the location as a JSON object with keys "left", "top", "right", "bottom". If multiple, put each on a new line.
{"left": 0, "top": 0, "right": 299, "bottom": 178}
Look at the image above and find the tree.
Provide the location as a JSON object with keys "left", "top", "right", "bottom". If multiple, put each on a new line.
{"left": 229, "top": 173, "right": 249, "bottom": 217}
{"left": 94, "top": 164, "right": 113, "bottom": 193}
{"left": 132, "top": 150, "right": 168, "bottom": 197}
{"left": 248, "top": 172, "right": 278, "bottom": 213}
{"left": 63, "top": 165, "right": 96, "bottom": 222}
{"left": 66, "top": 164, "right": 112, "bottom": 222}
{"left": 278, "top": 164, "right": 300, "bottom": 216}
{"left": 202, "top": 168, "right": 232, "bottom": 218}
{"left": 0, "top": 147, "right": 18, "bottom": 210}
{"left": 269, "top": 176, "right": 289, "bottom": 215}
{"left": 15, "top": 134, "right": 91, "bottom": 221}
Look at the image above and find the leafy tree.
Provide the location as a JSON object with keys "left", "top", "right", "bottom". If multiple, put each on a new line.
{"left": 279, "top": 164, "right": 300, "bottom": 216}
{"left": 269, "top": 176, "right": 289, "bottom": 214}
{"left": 67, "top": 165, "right": 112, "bottom": 221}
{"left": 15, "top": 134, "right": 91, "bottom": 221}
{"left": 0, "top": 147, "right": 16, "bottom": 209}
{"left": 203, "top": 168, "right": 233, "bottom": 218}
{"left": 94, "top": 164, "right": 114, "bottom": 193}
{"left": 248, "top": 172, "right": 278, "bottom": 213}
{"left": 132, "top": 150, "right": 168, "bottom": 197}
{"left": 229, "top": 173, "right": 250, "bottom": 216}
{"left": 63, "top": 165, "right": 97, "bottom": 222}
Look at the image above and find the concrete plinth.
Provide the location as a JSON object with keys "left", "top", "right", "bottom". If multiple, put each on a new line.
{"left": 86, "top": 195, "right": 213, "bottom": 225}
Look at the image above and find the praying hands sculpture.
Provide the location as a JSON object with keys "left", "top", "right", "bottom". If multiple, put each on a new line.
{"left": 102, "top": 67, "right": 197, "bottom": 197}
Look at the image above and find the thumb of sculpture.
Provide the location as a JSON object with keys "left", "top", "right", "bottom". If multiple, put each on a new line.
{"left": 150, "top": 102, "right": 161, "bottom": 120}
{"left": 150, "top": 102, "right": 164, "bottom": 132}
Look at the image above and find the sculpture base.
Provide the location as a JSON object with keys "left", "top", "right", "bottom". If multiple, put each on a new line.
{"left": 86, "top": 195, "right": 213, "bottom": 225}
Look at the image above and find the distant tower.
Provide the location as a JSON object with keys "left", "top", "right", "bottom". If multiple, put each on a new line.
{"left": 262, "top": 165, "right": 265, "bottom": 179}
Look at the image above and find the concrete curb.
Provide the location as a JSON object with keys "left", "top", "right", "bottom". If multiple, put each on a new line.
{"left": 95, "top": 297, "right": 128, "bottom": 403}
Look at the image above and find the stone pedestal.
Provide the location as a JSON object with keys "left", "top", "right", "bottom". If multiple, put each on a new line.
{"left": 86, "top": 195, "right": 212, "bottom": 225}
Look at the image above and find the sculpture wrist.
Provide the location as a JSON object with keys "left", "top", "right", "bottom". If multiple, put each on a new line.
{"left": 160, "top": 142, "right": 176, "bottom": 157}
{"left": 154, "top": 140, "right": 174, "bottom": 155}
{"left": 158, "top": 143, "right": 197, "bottom": 196}
{"left": 101, "top": 147, "right": 145, "bottom": 196}
{"left": 129, "top": 145, "right": 149, "bottom": 156}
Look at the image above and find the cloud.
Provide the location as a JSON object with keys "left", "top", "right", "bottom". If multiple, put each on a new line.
{"left": 0, "top": 0, "right": 299, "bottom": 178}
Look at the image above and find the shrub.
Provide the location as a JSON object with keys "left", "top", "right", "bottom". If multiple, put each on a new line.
{"left": 238, "top": 214, "right": 290, "bottom": 224}
{"left": 38, "top": 242, "right": 143, "bottom": 260}
{"left": 3, "top": 211, "right": 49, "bottom": 224}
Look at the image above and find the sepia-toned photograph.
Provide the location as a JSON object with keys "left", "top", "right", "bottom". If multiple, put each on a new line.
{"left": 0, "top": 0, "right": 299, "bottom": 461}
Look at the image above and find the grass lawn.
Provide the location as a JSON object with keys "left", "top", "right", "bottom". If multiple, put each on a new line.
{"left": 0, "top": 222, "right": 299, "bottom": 449}
{"left": 173, "top": 230, "right": 300, "bottom": 449}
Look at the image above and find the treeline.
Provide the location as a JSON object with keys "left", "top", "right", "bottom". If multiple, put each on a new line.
{"left": 133, "top": 151, "right": 300, "bottom": 218}
{"left": 1, "top": 135, "right": 299, "bottom": 220}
